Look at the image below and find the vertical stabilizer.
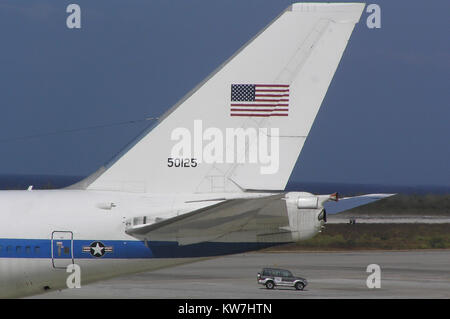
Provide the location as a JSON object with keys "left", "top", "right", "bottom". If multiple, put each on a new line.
{"left": 86, "top": 3, "right": 365, "bottom": 193}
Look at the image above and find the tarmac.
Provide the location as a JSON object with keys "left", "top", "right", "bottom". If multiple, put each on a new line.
{"left": 34, "top": 250, "right": 450, "bottom": 299}
{"left": 327, "top": 216, "right": 450, "bottom": 224}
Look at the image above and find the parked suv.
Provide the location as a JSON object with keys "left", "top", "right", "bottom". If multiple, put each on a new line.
{"left": 257, "top": 268, "right": 308, "bottom": 290}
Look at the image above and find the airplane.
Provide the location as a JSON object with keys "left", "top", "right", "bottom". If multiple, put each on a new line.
{"left": 0, "top": 2, "right": 392, "bottom": 298}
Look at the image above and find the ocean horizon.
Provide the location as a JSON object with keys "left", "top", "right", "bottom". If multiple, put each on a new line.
{"left": 0, "top": 174, "right": 448, "bottom": 195}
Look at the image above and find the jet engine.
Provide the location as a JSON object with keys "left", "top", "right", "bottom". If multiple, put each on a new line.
{"left": 284, "top": 192, "right": 337, "bottom": 241}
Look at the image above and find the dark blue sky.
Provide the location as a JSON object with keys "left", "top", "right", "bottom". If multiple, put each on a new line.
{"left": 0, "top": 0, "right": 449, "bottom": 186}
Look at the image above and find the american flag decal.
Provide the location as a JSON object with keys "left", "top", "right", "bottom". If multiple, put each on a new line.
{"left": 230, "top": 84, "right": 289, "bottom": 117}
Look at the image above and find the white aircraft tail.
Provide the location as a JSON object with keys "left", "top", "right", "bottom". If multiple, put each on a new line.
{"left": 84, "top": 3, "right": 365, "bottom": 193}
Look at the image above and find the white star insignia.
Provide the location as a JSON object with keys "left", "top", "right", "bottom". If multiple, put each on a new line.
{"left": 91, "top": 243, "right": 104, "bottom": 256}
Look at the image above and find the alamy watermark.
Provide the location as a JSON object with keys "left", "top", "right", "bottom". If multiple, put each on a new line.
{"left": 366, "top": 4, "right": 381, "bottom": 29}
{"left": 366, "top": 264, "right": 381, "bottom": 289}
{"left": 66, "top": 264, "right": 81, "bottom": 289}
{"left": 170, "top": 120, "right": 280, "bottom": 174}
{"left": 66, "top": 4, "right": 81, "bottom": 29}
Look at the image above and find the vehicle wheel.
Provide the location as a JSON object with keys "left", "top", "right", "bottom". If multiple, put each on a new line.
{"left": 265, "top": 281, "right": 275, "bottom": 289}
{"left": 295, "top": 282, "right": 305, "bottom": 291}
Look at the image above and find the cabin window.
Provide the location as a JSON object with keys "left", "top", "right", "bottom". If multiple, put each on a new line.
{"left": 25, "top": 246, "right": 31, "bottom": 254}
{"left": 34, "top": 246, "right": 40, "bottom": 254}
{"left": 16, "top": 246, "right": 21, "bottom": 253}
{"left": 6, "top": 245, "right": 12, "bottom": 252}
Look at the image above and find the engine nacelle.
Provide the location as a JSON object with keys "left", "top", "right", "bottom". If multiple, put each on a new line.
{"left": 283, "top": 192, "right": 336, "bottom": 241}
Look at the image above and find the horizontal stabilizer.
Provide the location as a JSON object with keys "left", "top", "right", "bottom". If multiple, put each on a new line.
{"left": 125, "top": 194, "right": 294, "bottom": 246}
{"left": 323, "top": 194, "right": 396, "bottom": 214}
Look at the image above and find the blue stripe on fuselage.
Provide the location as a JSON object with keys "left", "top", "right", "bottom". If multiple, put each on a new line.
{"left": 0, "top": 238, "right": 284, "bottom": 259}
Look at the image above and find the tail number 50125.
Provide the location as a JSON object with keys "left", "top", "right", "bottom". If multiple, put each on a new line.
{"left": 167, "top": 158, "right": 198, "bottom": 168}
